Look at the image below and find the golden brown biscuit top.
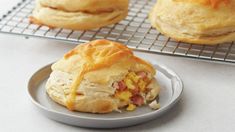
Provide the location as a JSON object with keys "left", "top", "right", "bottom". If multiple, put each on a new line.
{"left": 64, "top": 39, "right": 132, "bottom": 68}
{"left": 174, "top": 0, "right": 231, "bottom": 8}
{"left": 64, "top": 39, "right": 154, "bottom": 74}
{"left": 61, "top": 40, "right": 155, "bottom": 110}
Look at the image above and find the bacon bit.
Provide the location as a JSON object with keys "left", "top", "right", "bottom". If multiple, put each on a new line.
{"left": 118, "top": 81, "right": 127, "bottom": 91}
{"left": 131, "top": 95, "right": 144, "bottom": 106}
{"left": 131, "top": 87, "right": 140, "bottom": 95}
{"left": 113, "top": 81, "right": 127, "bottom": 91}
{"left": 137, "top": 71, "right": 147, "bottom": 79}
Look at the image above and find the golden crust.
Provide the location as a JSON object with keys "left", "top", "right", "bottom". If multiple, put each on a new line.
{"left": 38, "top": 0, "right": 129, "bottom": 12}
{"left": 46, "top": 40, "right": 158, "bottom": 113}
{"left": 31, "top": 3, "right": 128, "bottom": 30}
{"left": 53, "top": 39, "right": 155, "bottom": 76}
{"left": 149, "top": 0, "right": 235, "bottom": 45}
{"left": 174, "top": 0, "right": 231, "bottom": 8}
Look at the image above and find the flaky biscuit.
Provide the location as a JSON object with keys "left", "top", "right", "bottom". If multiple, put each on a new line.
{"left": 31, "top": 3, "right": 128, "bottom": 30}
{"left": 149, "top": 0, "right": 235, "bottom": 45}
{"left": 38, "top": 0, "right": 128, "bottom": 12}
{"left": 31, "top": 0, "right": 128, "bottom": 30}
{"left": 46, "top": 40, "right": 160, "bottom": 113}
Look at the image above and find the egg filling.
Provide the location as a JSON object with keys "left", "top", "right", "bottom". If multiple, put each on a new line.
{"left": 113, "top": 71, "right": 152, "bottom": 111}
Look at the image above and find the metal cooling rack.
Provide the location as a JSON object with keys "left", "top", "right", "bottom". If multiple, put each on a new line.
{"left": 0, "top": 0, "right": 235, "bottom": 63}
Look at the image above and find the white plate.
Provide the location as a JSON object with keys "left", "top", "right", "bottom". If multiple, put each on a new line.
{"left": 28, "top": 62, "right": 183, "bottom": 128}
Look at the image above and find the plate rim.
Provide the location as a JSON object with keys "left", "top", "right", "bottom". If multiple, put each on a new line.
{"left": 27, "top": 62, "right": 183, "bottom": 121}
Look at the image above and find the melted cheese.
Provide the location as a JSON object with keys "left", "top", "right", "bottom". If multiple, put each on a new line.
{"left": 174, "top": 0, "right": 230, "bottom": 8}
{"left": 63, "top": 40, "right": 154, "bottom": 110}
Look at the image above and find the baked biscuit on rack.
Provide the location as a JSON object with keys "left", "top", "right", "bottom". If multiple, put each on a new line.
{"left": 38, "top": 0, "right": 128, "bottom": 12}
{"left": 46, "top": 39, "right": 160, "bottom": 113}
{"left": 30, "top": 0, "right": 128, "bottom": 30}
{"left": 149, "top": 0, "right": 235, "bottom": 45}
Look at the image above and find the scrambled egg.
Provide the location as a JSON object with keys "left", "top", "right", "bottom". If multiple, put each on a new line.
{"left": 127, "top": 72, "right": 140, "bottom": 83}
{"left": 126, "top": 104, "right": 136, "bottom": 111}
{"left": 125, "top": 72, "right": 147, "bottom": 92}
{"left": 124, "top": 78, "right": 135, "bottom": 89}
{"left": 115, "top": 90, "right": 132, "bottom": 102}
{"left": 138, "top": 79, "right": 147, "bottom": 92}
{"left": 115, "top": 72, "right": 150, "bottom": 111}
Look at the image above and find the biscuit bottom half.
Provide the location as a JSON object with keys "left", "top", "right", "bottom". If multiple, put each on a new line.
{"left": 46, "top": 70, "right": 160, "bottom": 113}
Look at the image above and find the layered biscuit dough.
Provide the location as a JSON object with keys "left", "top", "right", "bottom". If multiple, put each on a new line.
{"left": 149, "top": 0, "right": 235, "bottom": 45}
{"left": 38, "top": 0, "right": 129, "bottom": 12}
{"left": 46, "top": 40, "right": 160, "bottom": 113}
{"left": 30, "top": 0, "right": 128, "bottom": 30}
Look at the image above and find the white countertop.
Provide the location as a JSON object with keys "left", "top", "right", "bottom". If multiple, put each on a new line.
{"left": 0, "top": 1, "right": 235, "bottom": 132}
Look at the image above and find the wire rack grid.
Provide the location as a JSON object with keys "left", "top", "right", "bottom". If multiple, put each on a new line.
{"left": 0, "top": 0, "right": 235, "bottom": 63}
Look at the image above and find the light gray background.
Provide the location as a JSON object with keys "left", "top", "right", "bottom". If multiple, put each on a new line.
{"left": 0, "top": 0, "right": 235, "bottom": 132}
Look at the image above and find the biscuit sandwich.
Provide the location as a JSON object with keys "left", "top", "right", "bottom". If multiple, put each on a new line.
{"left": 46, "top": 39, "right": 160, "bottom": 113}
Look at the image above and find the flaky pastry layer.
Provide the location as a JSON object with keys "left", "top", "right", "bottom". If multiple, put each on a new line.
{"left": 149, "top": 0, "right": 235, "bottom": 44}
{"left": 38, "top": 0, "right": 129, "bottom": 12}
{"left": 31, "top": 3, "right": 128, "bottom": 30}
